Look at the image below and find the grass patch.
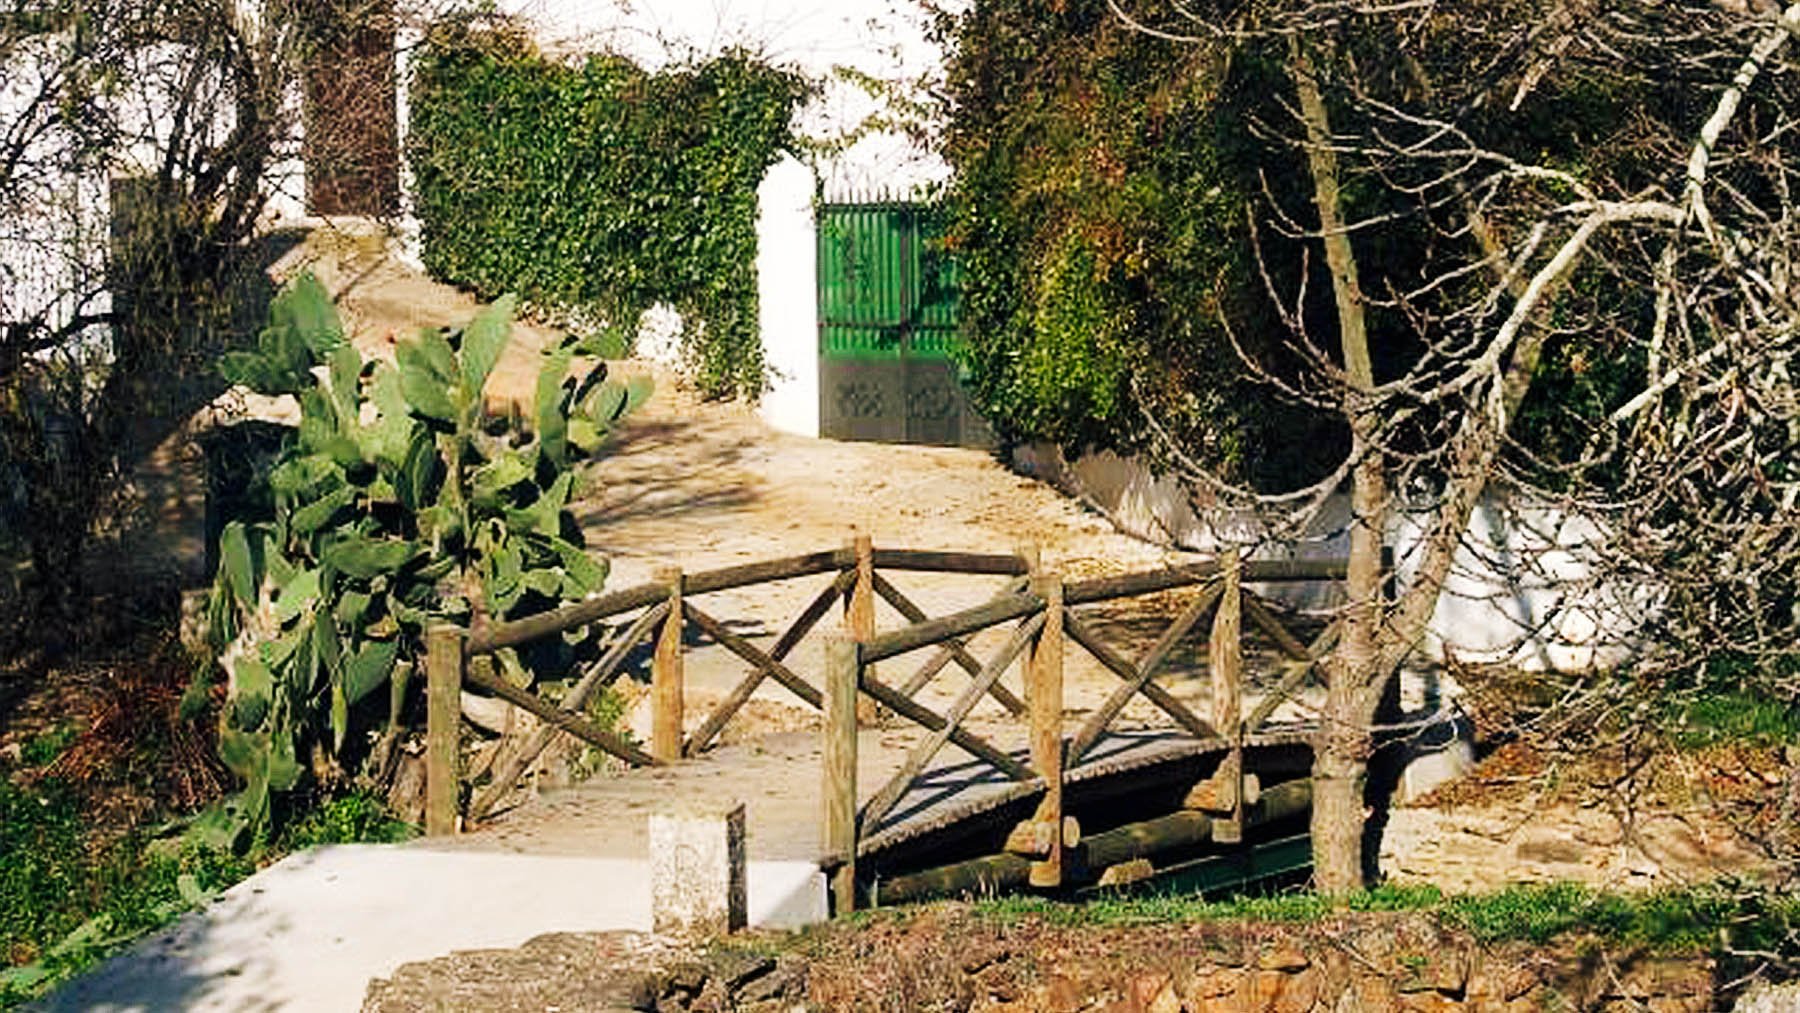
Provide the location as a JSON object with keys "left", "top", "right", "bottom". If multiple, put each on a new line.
{"left": 968, "top": 880, "right": 1797, "bottom": 955}
{"left": 1665, "top": 691, "right": 1800, "bottom": 749}
{"left": 971, "top": 883, "right": 1446, "bottom": 927}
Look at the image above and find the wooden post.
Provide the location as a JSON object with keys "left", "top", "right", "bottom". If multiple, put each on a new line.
{"left": 1210, "top": 548, "right": 1244, "bottom": 844}
{"left": 823, "top": 634, "right": 860, "bottom": 914}
{"left": 425, "top": 625, "right": 464, "bottom": 837}
{"left": 846, "top": 534, "right": 878, "bottom": 725}
{"left": 1027, "top": 570, "right": 1064, "bottom": 888}
{"left": 653, "top": 566, "right": 684, "bottom": 764}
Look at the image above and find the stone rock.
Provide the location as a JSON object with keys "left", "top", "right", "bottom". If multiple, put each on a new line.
{"left": 737, "top": 957, "right": 806, "bottom": 1004}
{"left": 1733, "top": 979, "right": 1800, "bottom": 1013}
{"left": 1258, "top": 946, "right": 1311, "bottom": 972}
{"left": 710, "top": 951, "right": 775, "bottom": 991}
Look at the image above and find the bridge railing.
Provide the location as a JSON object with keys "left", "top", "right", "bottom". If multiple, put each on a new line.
{"left": 825, "top": 549, "right": 1351, "bottom": 911}
{"left": 421, "top": 538, "right": 1032, "bottom": 833}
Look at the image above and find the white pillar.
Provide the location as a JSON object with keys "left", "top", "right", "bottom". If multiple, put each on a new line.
{"left": 755, "top": 154, "right": 820, "bottom": 438}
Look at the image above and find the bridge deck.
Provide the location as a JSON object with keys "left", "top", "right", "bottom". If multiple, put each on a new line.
{"left": 423, "top": 720, "right": 1315, "bottom": 872}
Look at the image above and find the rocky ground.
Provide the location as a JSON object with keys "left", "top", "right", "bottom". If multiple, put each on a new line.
{"left": 363, "top": 905, "right": 1721, "bottom": 1012}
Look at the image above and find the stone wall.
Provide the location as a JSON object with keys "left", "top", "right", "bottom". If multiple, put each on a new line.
{"left": 365, "top": 909, "right": 1722, "bottom": 1012}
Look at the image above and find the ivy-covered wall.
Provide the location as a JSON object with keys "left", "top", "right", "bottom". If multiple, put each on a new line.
{"left": 407, "top": 18, "right": 810, "bottom": 399}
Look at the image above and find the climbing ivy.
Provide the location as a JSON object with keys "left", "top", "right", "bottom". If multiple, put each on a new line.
{"left": 408, "top": 16, "right": 811, "bottom": 399}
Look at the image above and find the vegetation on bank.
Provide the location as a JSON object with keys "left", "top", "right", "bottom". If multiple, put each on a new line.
{"left": 968, "top": 881, "right": 1799, "bottom": 954}
{"left": 0, "top": 720, "right": 412, "bottom": 1006}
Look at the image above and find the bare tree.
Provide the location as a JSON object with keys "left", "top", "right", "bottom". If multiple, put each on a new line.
{"left": 1105, "top": 0, "right": 1800, "bottom": 892}
{"left": 0, "top": 0, "right": 420, "bottom": 647}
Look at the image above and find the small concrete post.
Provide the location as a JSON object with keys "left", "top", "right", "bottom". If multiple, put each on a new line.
{"left": 649, "top": 801, "right": 747, "bottom": 937}
{"left": 823, "top": 634, "right": 860, "bottom": 913}
{"left": 1027, "top": 570, "right": 1064, "bottom": 888}
{"left": 425, "top": 625, "right": 464, "bottom": 837}
{"left": 1210, "top": 548, "right": 1244, "bottom": 844}
{"left": 652, "top": 566, "right": 684, "bottom": 763}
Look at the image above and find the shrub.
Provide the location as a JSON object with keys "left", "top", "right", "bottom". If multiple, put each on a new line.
{"left": 200, "top": 274, "right": 647, "bottom": 844}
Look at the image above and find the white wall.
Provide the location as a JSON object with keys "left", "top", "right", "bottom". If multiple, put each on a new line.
{"left": 1015, "top": 443, "right": 1643, "bottom": 672}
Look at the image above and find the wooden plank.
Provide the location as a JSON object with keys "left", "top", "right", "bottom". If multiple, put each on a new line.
{"left": 681, "top": 549, "right": 849, "bottom": 595}
{"left": 1005, "top": 816, "right": 1081, "bottom": 856}
{"left": 873, "top": 571, "right": 1027, "bottom": 715}
{"left": 823, "top": 635, "right": 859, "bottom": 914}
{"left": 463, "top": 662, "right": 659, "bottom": 767}
{"left": 686, "top": 571, "right": 853, "bottom": 756}
{"left": 425, "top": 625, "right": 464, "bottom": 837}
{"left": 848, "top": 535, "right": 879, "bottom": 726}
{"left": 859, "top": 670, "right": 1034, "bottom": 780}
{"left": 1244, "top": 622, "right": 1340, "bottom": 734}
{"left": 1028, "top": 573, "right": 1065, "bottom": 888}
{"left": 896, "top": 575, "right": 1029, "bottom": 702}
{"left": 1062, "top": 613, "right": 1217, "bottom": 741}
{"left": 682, "top": 601, "right": 824, "bottom": 710}
{"left": 470, "top": 601, "right": 670, "bottom": 819}
{"left": 858, "top": 612, "right": 1044, "bottom": 833}
{"left": 652, "top": 566, "right": 684, "bottom": 763}
{"left": 1067, "top": 581, "right": 1223, "bottom": 764}
{"left": 1062, "top": 558, "right": 1349, "bottom": 606}
{"left": 470, "top": 550, "right": 848, "bottom": 653}
{"left": 1210, "top": 549, "right": 1244, "bottom": 844}
{"left": 1240, "top": 591, "right": 1312, "bottom": 662}
{"left": 471, "top": 582, "right": 665, "bottom": 654}
{"left": 870, "top": 548, "right": 1030, "bottom": 575}
{"left": 863, "top": 591, "right": 1041, "bottom": 664}
{"left": 875, "top": 852, "right": 1032, "bottom": 906}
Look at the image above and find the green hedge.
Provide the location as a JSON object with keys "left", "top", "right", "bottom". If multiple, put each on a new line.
{"left": 408, "top": 19, "right": 810, "bottom": 398}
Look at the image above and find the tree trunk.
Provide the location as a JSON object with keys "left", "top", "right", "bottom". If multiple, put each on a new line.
{"left": 1291, "top": 35, "right": 1389, "bottom": 895}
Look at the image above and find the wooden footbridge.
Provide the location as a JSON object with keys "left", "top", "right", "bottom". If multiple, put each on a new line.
{"left": 420, "top": 540, "right": 1347, "bottom": 913}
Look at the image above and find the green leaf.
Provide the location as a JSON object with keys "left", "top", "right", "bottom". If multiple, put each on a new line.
{"left": 290, "top": 486, "right": 357, "bottom": 536}
{"left": 218, "top": 727, "right": 264, "bottom": 778}
{"left": 397, "top": 336, "right": 458, "bottom": 421}
{"left": 220, "top": 522, "right": 259, "bottom": 608}
{"left": 575, "top": 326, "right": 630, "bottom": 359}
{"left": 522, "top": 567, "right": 562, "bottom": 598}
{"left": 460, "top": 293, "right": 516, "bottom": 396}
{"left": 269, "top": 734, "right": 301, "bottom": 792}
{"left": 322, "top": 536, "right": 423, "bottom": 579}
{"left": 329, "top": 342, "right": 362, "bottom": 426}
{"left": 276, "top": 272, "right": 346, "bottom": 356}
{"left": 396, "top": 427, "right": 440, "bottom": 511}
{"left": 273, "top": 568, "right": 320, "bottom": 625}
{"left": 567, "top": 416, "right": 604, "bottom": 453}
{"left": 360, "top": 364, "right": 420, "bottom": 467}
{"left": 333, "top": 590, "right": 372, "bottom": 628}
{"left": 344, "top": 640, "right": 400, "bottom": 706}
{"left": 471, "top": 450, "right": 534, "bottom": 507}
{"left": 313, "top": 611, "right": 343, "bottom": 687}
{"left": 536, "top": 347, "right": 574, "bottom": 465}
{"left": 330, "top": 682, "right": 349, "bottom": 754}
{"left": 551, "top": 537, "right": 606, "bottom": 595}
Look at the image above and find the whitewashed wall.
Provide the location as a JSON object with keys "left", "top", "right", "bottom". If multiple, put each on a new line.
{"left": 1015, "top": 444, "right": 1643, "bottom": 673}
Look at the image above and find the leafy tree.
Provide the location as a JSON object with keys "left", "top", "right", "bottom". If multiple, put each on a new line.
{"left": 944, "top": 0, "right": 1800, "bottom": 892}
{"left": 199, "top": 275, "right": 648, "bottom": 840}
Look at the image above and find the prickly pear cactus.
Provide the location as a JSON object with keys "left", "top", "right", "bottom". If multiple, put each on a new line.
{"left": 200, "top": 273, "right": 649, "bottom": 841}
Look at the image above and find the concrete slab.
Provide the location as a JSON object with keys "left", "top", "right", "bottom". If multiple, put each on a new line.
{"left": 38, "top": 845, "right": 824, "bottom": 1013}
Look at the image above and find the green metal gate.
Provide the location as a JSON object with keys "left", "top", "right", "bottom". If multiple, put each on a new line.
{"left": 817, "top": 200, "right": 992, "bottom": 447}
